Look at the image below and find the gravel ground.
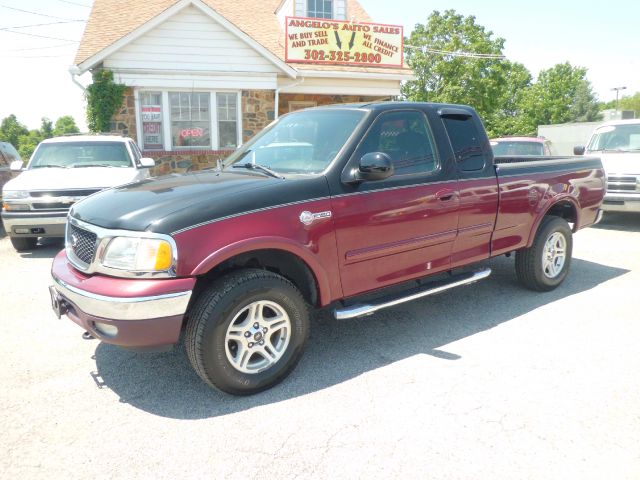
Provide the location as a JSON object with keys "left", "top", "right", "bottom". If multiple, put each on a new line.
{"left": 1, "top": 213, "right": 639, "bottom": 479}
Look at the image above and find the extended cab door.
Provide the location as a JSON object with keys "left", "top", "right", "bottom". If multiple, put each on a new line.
{"left": 330, "top": 108, "right": 460, "bottom": 298}
{"left": 439, "top": 109, "right": 499, "bottom": 268}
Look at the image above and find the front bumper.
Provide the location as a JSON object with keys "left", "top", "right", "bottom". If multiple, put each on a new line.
{"left": 1, "top": 211, "right": 67, "bottom": 237}
{"left": 50, "top": 250, "right": 196, "bottom": 349}
{"left": 602, "top": 193, "right": 640, "bottom": 212}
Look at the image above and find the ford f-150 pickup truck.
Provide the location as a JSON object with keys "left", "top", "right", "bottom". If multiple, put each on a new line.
{"left": 49, "top": 102, "right": 605, "bottom": 395}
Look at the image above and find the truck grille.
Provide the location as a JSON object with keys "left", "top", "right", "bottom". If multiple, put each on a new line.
{"left": 29, "top": 189, "right": 101, "bottom": 197}
{"left": 32, "top": 203, "right": 73, "bottom": 211}
{"left": 607, "top": 176, "right": 638, "bottom": 192}
{"left": 68, "top": 223, "right": 97, "bottom": 265}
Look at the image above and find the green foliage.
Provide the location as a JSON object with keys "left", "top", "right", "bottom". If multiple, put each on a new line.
{"left": 516, "top": 62, "right": 601, "bottom": 135}
{"left": 0, "top": 114, "right": 81, "bottom": 160}
{"left": 485, "top": 61, "right": 532, "bottom": 137}
{"left": 0, "top": 115, "right": 29, "bottom": 148}
{"left": 616, "top": 92, "right": 640, "bottom": 117}
{"left": 403, "top": 10, "right": 507, "bottom": 122}
{"left": 53, "top": 115, "right": 80, "bottom": 136}
{"left": 85, "top": 69, "right": 126, "bottom": 133}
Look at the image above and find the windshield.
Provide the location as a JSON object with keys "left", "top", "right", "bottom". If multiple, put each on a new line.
{"left": 29, "top": 141, "right": 133, "bottom": 168}
{"left": 587, "top": 124, "right": 640, "bottom": 152}
{"left": 224, "top": 109, "right": 367, "bottom": 175}
{"left": 491, "top": 141, "right": 544, "bottom": 156}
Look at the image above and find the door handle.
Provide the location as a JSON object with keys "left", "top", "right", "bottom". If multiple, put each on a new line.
{"left": 435, "top": 189, "right": 457, "bottom": 201}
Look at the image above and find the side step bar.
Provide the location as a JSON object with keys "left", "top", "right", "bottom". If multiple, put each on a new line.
{"left": 334, "top": 268, "right": 492, "bottom": 320}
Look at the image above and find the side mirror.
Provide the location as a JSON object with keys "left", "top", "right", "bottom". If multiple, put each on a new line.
{"left": 358, "top": 152, "right": 394, "bottom": 181}
{"left": 573, "top": 146, "right": 585, "bottom": 155}
{"left": 9, "top": 160, "right": 24, "bottom": 171}
{"left": 139, "top": 157, "right": 156, "bottom": 168}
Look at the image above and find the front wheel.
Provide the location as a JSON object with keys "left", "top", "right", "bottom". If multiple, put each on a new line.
{"left": 10, "top": 237, "right": 38, "bottom": 252}
{"left": 515, "top": 216, "right": 573, "bottom": 292}
{"left": 186, "top": 269, "right": 309, "bottom": 395}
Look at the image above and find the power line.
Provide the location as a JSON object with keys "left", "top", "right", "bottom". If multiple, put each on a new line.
{"left": 405, "top": 45, "right": 505, "bottom": 59}
{"left": 57, "top": 0, "right": 91, "bottom": 6}
{"left": 0, "top": 20, "right": 85, "bottom": 31}
{"left": 1, "top": 42, "right": 77, "bottom": 51}
{"left": 0, "top": 29, "right": 79, "bottom": 42}
{"left": 0, "top": 5, "right": 84, "bottom": 21}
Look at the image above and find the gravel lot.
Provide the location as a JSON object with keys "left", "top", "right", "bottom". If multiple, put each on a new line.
{"left": 1, "top": 213, "right": 639, "bottom": 479}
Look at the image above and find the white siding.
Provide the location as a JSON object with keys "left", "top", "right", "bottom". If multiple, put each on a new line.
{"left": 104, "top": 5, "right": 281, "bottom": 74}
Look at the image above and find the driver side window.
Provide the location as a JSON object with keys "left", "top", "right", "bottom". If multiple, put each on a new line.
{"left": 358, "top": 110, "right": 438, "bottom": 176}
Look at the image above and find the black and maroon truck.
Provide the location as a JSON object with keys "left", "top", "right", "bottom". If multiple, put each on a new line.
{"left": 49, "top": 102, "right": 605, "bottom": 395}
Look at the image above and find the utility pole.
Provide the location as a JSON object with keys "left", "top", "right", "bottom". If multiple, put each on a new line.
{"left": 611, "top": 86, "right": 627, "bottom": 112}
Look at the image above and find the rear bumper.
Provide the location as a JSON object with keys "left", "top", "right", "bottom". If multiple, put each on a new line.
{"left": 50, "top": 250, "right": 196, "bottom": 349}
{"left": 602, "top": 193, "right": 640, "bottom": 212}
{"left": 1, "top": 211, "right": 67, "bottom": 237}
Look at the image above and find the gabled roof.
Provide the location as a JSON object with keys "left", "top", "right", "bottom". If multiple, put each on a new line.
{"left": 74, "top": 0, "right": 411, "bottom": 76}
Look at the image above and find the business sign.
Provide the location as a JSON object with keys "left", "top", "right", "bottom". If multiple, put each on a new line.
{"left": 285, "top": 17, "right": 403, "bottom": 68}
{"left": 141, "top": 106, "right": 161, "bottom": 122}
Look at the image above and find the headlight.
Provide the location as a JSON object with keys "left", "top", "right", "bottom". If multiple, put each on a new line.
{"left": 101, "top": 237, "right": 173, "bottom": 272}
{"left": 2, "top": 190, "right": 28, "bottom": 199}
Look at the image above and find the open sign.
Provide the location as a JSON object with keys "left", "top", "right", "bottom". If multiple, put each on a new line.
{"left": 181, "top": 128, "right": 204, "bottom": 138}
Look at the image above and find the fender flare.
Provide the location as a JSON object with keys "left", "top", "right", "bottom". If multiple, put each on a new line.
{"left": 191, "top": 236, "right": 335, "bottom": 305}
{"left": 525, "top": 194, "right": 580, "bottom": 248}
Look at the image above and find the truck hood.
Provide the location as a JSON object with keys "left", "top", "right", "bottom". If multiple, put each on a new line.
{"left": 70, "top": 170, "right": 330, "bottom": 234}
{"left": 3, "top": 167, "right": 141, "bottom": 192}
{"left": 596, "top": 152, "right": 640, "bottom": 176}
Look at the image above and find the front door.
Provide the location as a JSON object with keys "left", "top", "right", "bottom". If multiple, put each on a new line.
{"left": 330, "top": 109, "right": 460, "bottom": 298}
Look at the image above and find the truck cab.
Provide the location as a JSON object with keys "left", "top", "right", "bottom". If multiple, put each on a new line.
{"left": 575, "top": 119, "right": 640, "bottom": 213}
{"left": 1, "top": 135, "right": 155, "bottom": 251}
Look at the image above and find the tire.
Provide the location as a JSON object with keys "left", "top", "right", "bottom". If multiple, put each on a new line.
{"left": 515, "top": 216, "right": 573, "bottom": 292}
{"left": 10, "top": 237, "right": 38, "bottom": 252}
{"left": 186, "top": 268, "right": 310, "bottom": 395}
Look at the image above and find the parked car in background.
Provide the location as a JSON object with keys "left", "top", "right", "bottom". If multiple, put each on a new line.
{"left": 491, "top": 137, "right": 555, "bottom": 156}
{"left": 1, "top": 135, "right": 155, "bottom": 252}
{"left": 0, "top": 142, "right": 22, "bottom": 200}
{"left": 574, "top": 119, "right": 640, "bottom": 213}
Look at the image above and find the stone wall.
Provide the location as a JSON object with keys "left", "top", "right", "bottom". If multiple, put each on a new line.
{"left": 109, "top": 87, "right": 137, "bottom": 142}
{"left": 278, "top": 94, "right": 386, "bottom": 115}
{"left": 242, "top": 90, "right": 276, "bottom": 142}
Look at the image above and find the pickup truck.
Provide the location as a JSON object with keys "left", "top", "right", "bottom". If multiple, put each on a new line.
{"left": 574, "top": 119, "right": 640, "bottom": 212}
{"left": 1, "top": 135, "right": 155, "bottom": 252}
{"left": 49, "top": 102, "right": 605, "bottom": 395}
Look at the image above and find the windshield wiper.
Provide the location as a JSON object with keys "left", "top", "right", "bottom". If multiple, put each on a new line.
{"left": 231, "top": 162, "right": 284, "bottom": 179}
{"left": 72, "top": 164, "right": 122, "bottom": 168}
{"left": 31, "top": 164, "right": 67, "bottom": 169}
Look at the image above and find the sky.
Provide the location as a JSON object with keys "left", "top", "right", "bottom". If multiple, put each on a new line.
{"left": 0, "top": 0, "right": 639, "bottom": 131}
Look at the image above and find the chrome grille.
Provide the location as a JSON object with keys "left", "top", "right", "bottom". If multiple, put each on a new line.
{"left": 68, "top": 223, "right": 97, "bottom": 265}
{"left": 30, "top": 189, "right": 100, "bottom": 197}
{"left": 607, "top": 176, "right": 638, "bottom": 192}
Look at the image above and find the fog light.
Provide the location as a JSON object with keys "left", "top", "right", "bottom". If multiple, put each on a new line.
{"left": 94, "top": 322, "right": 118, "bottom": 337}
{"left": 14, "top": 228, "right": 30, "bottom": 234}
{"left": 3, "top": 203, "right": 29, "bottom": 211}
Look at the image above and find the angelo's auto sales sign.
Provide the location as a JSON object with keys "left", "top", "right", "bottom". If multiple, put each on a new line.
{"left": 285, "top": 17, "right": 403, "bottom": 68}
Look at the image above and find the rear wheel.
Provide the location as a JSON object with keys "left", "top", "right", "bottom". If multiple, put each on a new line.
{"left": 186, "top": 269, "right": 309, "bottom": 395}
{"left": 515, "top": 216, "right": 573, "bottom": 291}
{"left": 10, "top": 237, "right": 38, "bottom": 252}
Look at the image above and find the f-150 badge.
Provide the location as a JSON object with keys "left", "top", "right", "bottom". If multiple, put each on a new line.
{"left": 299, "top": 210, "right": 332, "bottom": 225}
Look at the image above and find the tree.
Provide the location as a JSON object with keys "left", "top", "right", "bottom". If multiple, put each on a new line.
{"left": 18, "top": 130, "right": 44, "bottom": 159}
{"left": 40, "top": 117, "right": 53, "bottom": 139}
{"left": 618, "top": 92, "right": 640, "bottom": 117}
{"left": 402, "top": 10, "right": 508, "bottom": 122}
{"left": 85, "top": 69, "right": 126, "bottom": 133}
{"left": 53, "top": 115, "right": 80, "bottom": 136}
{"left": 0, "top": 114, "right": 29, "bottom": 149}
{"left": 517, "top": 62, "right": 601, "bottom": 135}
{"left": 486, "top": 61, "right": 533, "bottom": 137}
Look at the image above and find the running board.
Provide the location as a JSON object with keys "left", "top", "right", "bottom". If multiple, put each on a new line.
{"left": 334, "top": 268, "right": 492, "bottom": 320}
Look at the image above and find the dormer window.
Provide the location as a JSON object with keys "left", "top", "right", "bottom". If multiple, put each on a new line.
{"left": 307, "top": 0, "right": 333, "bottom": 18}
{"left": 294, "top": 0, "right": 346, "bottom": 20}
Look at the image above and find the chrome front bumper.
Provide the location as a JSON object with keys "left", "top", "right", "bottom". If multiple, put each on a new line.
{"left": 51, "top": 276, "right": 192, "bottom": 321}
{"left": 1, "top": 211, "right": 67, "bottom": 237}
{"left": 602, "top": 193, "right": 640, "bottom": 212}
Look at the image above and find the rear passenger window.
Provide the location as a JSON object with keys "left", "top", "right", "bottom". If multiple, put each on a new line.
{"left": 442, "top": 117, "right": 486, "bottom": 171}
{"left": 358, "top": 111, "right": 438, "bottom": 176}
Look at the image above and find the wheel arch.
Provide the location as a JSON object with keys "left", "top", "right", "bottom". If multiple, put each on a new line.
{"left": 190, "top": 238, "right": 333, "bottom": 307}
{"left": 526, "top": 196, "right": 579, "bottom": 248}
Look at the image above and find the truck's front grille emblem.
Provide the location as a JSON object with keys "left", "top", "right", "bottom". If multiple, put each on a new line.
{"left": 69, "top": 223, "right": 97, "bottom": 265}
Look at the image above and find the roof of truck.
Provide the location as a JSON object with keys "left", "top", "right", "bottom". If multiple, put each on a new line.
{"left": 40, "top": 135, "right": 131, "bottom": 144}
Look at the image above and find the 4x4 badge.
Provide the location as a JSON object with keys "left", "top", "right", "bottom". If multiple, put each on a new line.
{"left": 299, "top": 210, "right": 332, "bottom": 225}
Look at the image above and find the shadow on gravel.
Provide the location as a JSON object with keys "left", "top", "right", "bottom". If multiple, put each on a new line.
{"left": 93, "top": 255, "right": 629, "bottom": 419}
{"left": 592, "top": 212, "right": 640, "bottom": 233}
{"left": 17, "top": 238, "right": 64, "bottom": 259}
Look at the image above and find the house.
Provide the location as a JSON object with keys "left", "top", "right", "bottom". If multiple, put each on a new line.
{"left": 72, "top": 0, "right": 413, "bottom": 173}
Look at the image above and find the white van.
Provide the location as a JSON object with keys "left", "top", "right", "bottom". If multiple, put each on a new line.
{"left": 575, "top": 119, "right": 640, "bottom": 213}
{"left": 1, "top": 135, "right": 155, "bottom": 251}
